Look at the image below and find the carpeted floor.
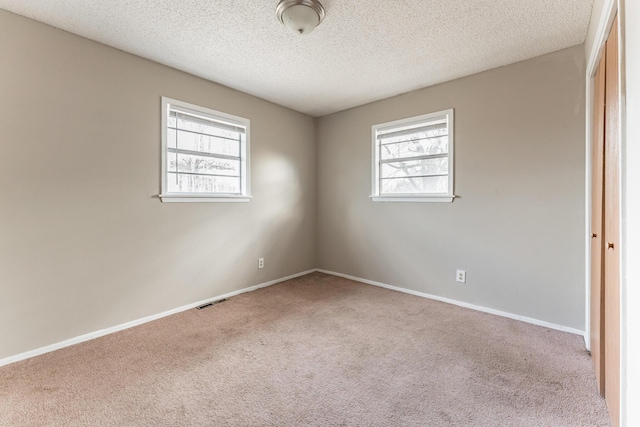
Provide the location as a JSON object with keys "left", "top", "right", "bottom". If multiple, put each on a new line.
{"left": 0, "top": 272, "right": 610, "bottom": 426}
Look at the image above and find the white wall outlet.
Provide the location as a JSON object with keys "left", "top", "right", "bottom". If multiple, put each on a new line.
{"left": 258, "top": 258, "right": 264, "bottom": 269}
{"left": 456, "top": 270, "right": 466, "bottom": 283}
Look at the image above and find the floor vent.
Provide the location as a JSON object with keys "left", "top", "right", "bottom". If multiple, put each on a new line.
{"left": 196, "top": 298, "right": 229, "bottom": 310}
{"left": 196, "top": 303, "right": 214, "bottom": 310}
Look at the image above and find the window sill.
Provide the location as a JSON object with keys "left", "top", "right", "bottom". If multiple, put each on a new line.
{"left": 370, "top": 195, "right": 455, "bottom": 203}
{"left": 159, "top": 194, "right": 251, "bottom": 203}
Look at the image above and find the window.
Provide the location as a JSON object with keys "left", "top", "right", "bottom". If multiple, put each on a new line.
{"left": 371, "top": 109, "right": 454, "bottom": 202}
{"left": 160, "top": 97, "right": 250, "bottom": 202}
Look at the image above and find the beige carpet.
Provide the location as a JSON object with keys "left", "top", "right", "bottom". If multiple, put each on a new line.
{"left": 0, "top": 272, "right": 609, "bottom": 426}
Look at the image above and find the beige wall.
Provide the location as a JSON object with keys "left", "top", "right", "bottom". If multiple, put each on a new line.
{"left": 317, "top": 46, "right": 587, "bottom": 330}
{"left": 0, "top": 8, "right": 590, "bottom": 361}
{"left": 0, "top": 10, "right": 316, "bottom": 360}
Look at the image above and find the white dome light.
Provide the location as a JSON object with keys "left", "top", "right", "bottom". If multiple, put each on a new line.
{"left": 276, "top": 0, "right": 325, "bottom": 35}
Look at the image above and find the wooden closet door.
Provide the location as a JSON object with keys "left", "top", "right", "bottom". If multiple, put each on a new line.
{"left": 604, "top": 14, "right": 620, "bottom": 427}
{"left": 590, "top": 53, "right": 606, "bottom": 395}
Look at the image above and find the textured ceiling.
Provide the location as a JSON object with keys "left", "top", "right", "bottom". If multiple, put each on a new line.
{"left": 0, "top": 0, "right": 594, "bottom": 117}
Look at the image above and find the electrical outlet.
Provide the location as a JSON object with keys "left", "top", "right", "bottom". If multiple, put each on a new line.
{"left": 456, "top": 270, "right": 466, "bottom": 283}
{"left": 258, "top": 258, "right": 264, "bottom": 269}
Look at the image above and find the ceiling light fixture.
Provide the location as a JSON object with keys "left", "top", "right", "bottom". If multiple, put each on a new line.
{"left": 276, "top": 0, "right": 325, "bottom": 35}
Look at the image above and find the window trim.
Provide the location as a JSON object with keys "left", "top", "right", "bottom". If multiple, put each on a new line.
{"left": 159, "top": 97, "right": 251, "bottom": 203}
{"left": 371, "top": 109, "right": 455, "bottom": 203}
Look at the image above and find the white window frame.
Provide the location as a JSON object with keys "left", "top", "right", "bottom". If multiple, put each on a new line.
{"left": 371, "top": 109, "right": 455, "bottom": 203}
{"left": 159, "top": 97, "right": 251, "bottom": 203}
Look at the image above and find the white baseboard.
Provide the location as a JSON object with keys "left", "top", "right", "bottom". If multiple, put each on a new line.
{"left": 0, "top": 269, "right": 315, "bottom": 368}
{"left": 316, "top": 269, "right": 586, "bottom": 337}
{"left": 0, "top": 268, "right": 585, "bottom": 368}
